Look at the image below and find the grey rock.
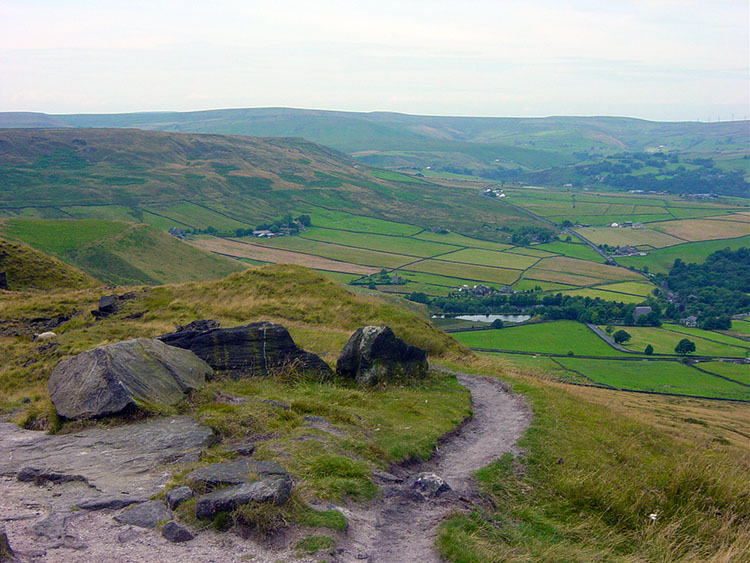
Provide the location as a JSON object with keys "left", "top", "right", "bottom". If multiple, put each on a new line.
{"left": 336, "top": 326, "right": 428, "bottom": 386}
{"left": 17, "top": 467, "right": 89, "bottom": 486}
{"left": 187, "top": 459, "right": 288, "bottom": 489}
{"left": 302, "top": 415, "right": 344, "bottom": 437}
{"left": 158, "top": 321, "right": 332, "bottom": 379}
{"left": 161, "top": 521, "right": 194, "bottom": 543}
{"left": 77, "top": 496, "right": 146, "bottom": 511}
{"left": 228, "top": 443, "right": 255, "bottom": 457}
{"left": 0, "top": 417, "right": 213, "bottom": 501}
{"left": 0, "top": 525, "right": 15, "bottom": 562}
{"left": 373, "top": 471, "right": 403, "bottom": 483}
{"left": 165, "top": 486, "right": 194, "bottom": 510}
{"left": 117, "top": 528, "right": 143, "bottom": 544}
{"left": 195, "top": 477, "right": 292, "bottom": 519}
{"left": 92, "top": 295, "right": 118, "bottom": 318}
{"left": 30, "top": 512, "right": 87, "bottom": 550}
{"left": 261, "top": 398, "right": 290, "bottom": 410}
{"left": 114, "top": 500, "right": 171, "bottom": 529}
{"left": 175, "top": 319, "right": 220, "bottom": 332}
{"left": 48, "top": 338, "right": 212, "bottom": 419}
{"left": 411, "top": 472, "right": 451, "bottom": 497}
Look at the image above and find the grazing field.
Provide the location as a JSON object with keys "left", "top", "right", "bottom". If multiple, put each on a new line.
{"left": 595, "top": 281, "right": 655, "bottom": 297}
{"left": 146, "top": 201, "right": 249, "bottom": 231}
{"left": 696, "top": 362, "right": 750, "bottom": 385}
{"left": 535, "top": 256, "right": 643, "bottom": 281}
{"left": 300, "top": 227, "right": 460, "bottom": 257}
{"left": 512, "top": 278, "right": 575, "bottom": 291}
{"left": 191, "top": 237, "right": 379, "bottom": 275}
{"left": 303, "top": 208, "right": 423, "bottom": 236}
{"left": 558, "top": 288, "right": 645, "bottom": 303}
{"left": 405, "top": 259, "right": 521, "bottom": 285}
{"left": 575, "top": 226, "right": 683, "bottom": 248}
{"left": 556, "top": 357, "right": 750, "bottom": 400}
{"left": 522, "top": 268, "right": 604, "bottom": 286}
{"left": 439, "top": 248, "right": 539, "bottom": 270}
{"left": 0, "top": 218, "right": 131, "bottom": 255}
{"left": 616, "top": 235, "right": 750, "bottom": 273}
{"left": 663, "top": 324, "right": 750, "bottom": 349}
{"left": 414, "top": 230, "right": 513, "bottom": 251}
{"left": 710, "top": 212, "right": 750, "bottom": 223}
{"left": 532, "top": 240, "right": 604, "bottom": 262}
{"left": 608, "top": 325, "right": 749, "bottom": 358}
{"left": 730, "top": 319, "right": 750, "bottom": 334}
{"left": 650, "top": 217, "right": 749, "bottom": 241}
{"left": 452, "top": 321, "right": 626, "bottom": 356}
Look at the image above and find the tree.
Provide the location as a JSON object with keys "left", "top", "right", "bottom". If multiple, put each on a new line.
{"left": 605, "top": 325, "right": 614, "bottom": 334}
{"left": 613, "top": 329, "right": 631, "bottom": 344}
{"left": 490, "top": 319, "right": 504, "bottom": 329}
{"left": 644, "top": 344, "right": 654, "bottom": 355}
{"left": 675, "top": 339, "right": 696, "bottom": 355}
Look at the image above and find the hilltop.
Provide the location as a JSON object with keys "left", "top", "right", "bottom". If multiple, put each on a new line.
{"left": 0, "top": 237, "right": 99, "bottom": 290}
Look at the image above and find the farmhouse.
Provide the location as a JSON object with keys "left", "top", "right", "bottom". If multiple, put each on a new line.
{"left": 680, "top": 315, "right": 698, "bottom": 328}
{"left": 252, "top": 230, "right": 277, "bottom": 238}
{"left": 633, "top": 306, "right": 652, "bottom": 322}
{"left": 167, "top": 227, "right": 186, "bottom": 239}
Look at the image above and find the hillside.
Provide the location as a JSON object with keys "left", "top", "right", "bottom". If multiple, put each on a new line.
{"left": 1, "top": 109, "right": 746, "bottom": 176}
{"left": 0, "top": 128, "right": 544, "bottom": 240}
{"left": 0, "top": 237, "right": 99, "bottom": 290}
{"left": 0, "top": 220, "right": 246, "bottom": 286}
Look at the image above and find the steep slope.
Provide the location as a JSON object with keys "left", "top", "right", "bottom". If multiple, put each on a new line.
{"left": 0, "top": 220, "right": 245, "bottom": 286}
{"left": 0, "top": 128, "right": 544, "bottom": 238}
{"left": 0, "top": 237, "right": 99, "bottom": 290}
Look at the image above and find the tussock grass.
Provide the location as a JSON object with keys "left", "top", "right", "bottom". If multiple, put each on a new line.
{"left": 437, "top": 356, "right": 750, "bottom": 562}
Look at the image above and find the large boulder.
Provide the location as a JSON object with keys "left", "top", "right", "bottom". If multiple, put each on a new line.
{"left": 195, "top": 477, "right": 292, "bottom": 519}
{"left": 48, "top": 338, "right": 212, "bottom": 419}
{"left": 158, "top": 321, "right": 332, "bottom": 379}
{"left": 336, "top": 326, "right": 428, "bottom": 386}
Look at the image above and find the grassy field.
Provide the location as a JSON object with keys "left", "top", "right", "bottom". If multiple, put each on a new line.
{"left": 1, "top": 219, "right": 245, "bottom": 285}
{"left": 730, "top": 319, "right": 750, "bottom": 334}
{"left": 696, "top": 361, "right": 750, "bottom": 385}
{"left": 406, "top": 260, "right": 522, "bottom": 286}
{"left": 439, "top": 248, "right": 539, "bottom": 270}
{"left": 608, "top": 324, "right": 749, "bottom": 358}
{"left": 617, "top": 234, "right": 750, "bottom": 273}
{"left": 556, "top": 357, "right": 750, "bottom": 400}
{"left": 452, "top": 321, "right": 626, "bottom": 356}
{"left": 532, "top": 240, "right": 604, "bottom": 262}
{"left": 0, "top": 238, "right": 99, "bottom": 290}
{"left": 575, "top": 226, "right": 683, "bottom": 248}
{"left": 300, "top": 226, "right": 460, "bottom": 257}
{"left": 596, "top": 281, "right": 655, "bottom": 296}
{"left": 650, "top": 217, "right": 750, "bottom": 241}
{"left": 559, "top": 288, "right": 646, "bottom": 303}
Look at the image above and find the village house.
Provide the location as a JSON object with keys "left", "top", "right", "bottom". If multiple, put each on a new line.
{"left": 680, "top": 315, "right": 698, "bottom": 328}
{"left": 633, "top": 306, "right": 652, "bottom": 322}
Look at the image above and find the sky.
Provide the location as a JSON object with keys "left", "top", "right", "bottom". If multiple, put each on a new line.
{"left": 1, "top": 0, "right": 748, "bottom": 121}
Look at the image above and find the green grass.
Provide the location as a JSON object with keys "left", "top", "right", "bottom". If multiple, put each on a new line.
{"left": 730, "top": 319, "right": 750, "bottom": 334}
{"left": 438, "top": 367, "right": 750, "bottom": 561}
{"left": 1, "top": 219, "right": 245, "bottom": 285}
{"left": 559, "top": 288, "right": 646, "bottom": 304}
{"left": 556, "top": 357, "right": 750, "bottom": 400}
{"left": 662, "top": 324, "right": 750, "bottom": 350}
{"left": 146, "top": 202, "right": 249, "bottom": 231}
{"left": 595, "top": 281, "right": 655, "bottom": 297}
{"left": 301, "top": 226, "right": 460, "bottom": 257}
{"left": 610, "top": 325, "right": 749, "bottom": 358}
{"left": 301, "top": 208, "right": 423, "bottom": 236}
{"left": 512, "top": 278, "right": 574, "bottom": 291}
{"left": 415, "top": 230, "right": 513, "bottom": 251}
{"left": 406, "top": 260, "right": 521, "bottom": 286}
{"left": 452, "top": 321, "right": 627, "bottom": 356}
{"left": 696, "top": 362, "right": 750, "bottom": 386}
{"left": 617, "top": 235, "right": 750, "bottom": 273}
{"left": 440, "top": 248, "right": 539, "bottom": 270}
{"left": 533, "top": 240, "right": 605, "bottom": 262}
{"left": 0, "top": 238, "right": 99, "bottom": 290}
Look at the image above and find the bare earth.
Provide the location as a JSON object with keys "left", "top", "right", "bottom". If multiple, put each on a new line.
{"left": 1, "top": 372, "right": 529, "bottom": 563}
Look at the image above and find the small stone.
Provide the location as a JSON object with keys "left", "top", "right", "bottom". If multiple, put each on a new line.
{"left": 77, "top": 496, "right": 146, "bottom": 511}
{"left": 412, "top": 472, "right": 451, "bottom": 497}
{"left": 114, "top": 500, "right": 171, "bottom": 529}
{"left": 165, "top": 486, "right": 194, "bottom": 510}
{"left": 161, "top": 521, "right": 193, "bottom": 543}
{"left": 229, "top": 443, "right": 255, "bottom": 457}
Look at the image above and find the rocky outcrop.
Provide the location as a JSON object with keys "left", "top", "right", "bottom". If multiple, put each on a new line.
{"left": 336, "top": 326, "right": 428, "bottom": 386}
{"left": 48, "top": 338, "right": 212, "bottom": 419}
{"left": 187, "top": 459, "right": 288, "bottom": 490}
{"left": 158, "top": 321, "right": 332, "bottom": 379}
{"left": 0, "top": 416, "right": 214, "bottom": 502}
{"left": 165, "top": 487, "right": 194, "bottom": 510}
{"left": 195, "top": 477, "right": 292, "bottom": 519}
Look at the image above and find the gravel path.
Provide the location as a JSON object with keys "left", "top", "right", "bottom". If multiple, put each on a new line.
{"left": 333, "top": 371, "right": 531, "bottom": 562}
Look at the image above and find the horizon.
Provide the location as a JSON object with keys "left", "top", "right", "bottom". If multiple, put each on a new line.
{"left": 1, "top": 1, "right": 747, "bottom": 121}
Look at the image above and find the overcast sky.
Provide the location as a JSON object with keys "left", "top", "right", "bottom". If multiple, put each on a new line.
{"left": 1, "top": 0, "right": 748, "bottom": 121}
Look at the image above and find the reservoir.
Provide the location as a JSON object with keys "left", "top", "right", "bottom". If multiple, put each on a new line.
{"left": 432, "top": 314, "right": 531, "bottom": 323}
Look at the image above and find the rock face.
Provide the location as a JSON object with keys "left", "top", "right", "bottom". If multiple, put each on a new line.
{"left": 158, "top": 321, "right": 332, "bottom": 379}
{"left": 187, "top": 459, "right": 288, "bottom": 489}
{"left": 48, "top": 338, "right": 212, "bottom": 419}
{"left": 0, "top": 416, "right": 213, "bottom": 502}
{"left": 195, "top": 478, "right": 292, "bottom": 519}
{"left": 336, "top": 326, "right": 428, "bottom": 386}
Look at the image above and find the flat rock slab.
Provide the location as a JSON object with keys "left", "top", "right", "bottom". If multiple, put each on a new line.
{"left": 0, "top": 416, "right": 213, "bottom": 502}
{"left": 165, "top": 486, "right": 194, "bottom": 510}
{"left": 195, "top": 478, "right": 292, "bottom": 519}
{"left": 161, "top": 521, "right": 193, "bottom": 543}
{"left": 114, "top": 501, "right": 170, "bottom": 529}
{"left": 187, "top": 459, "right": 288, "bottom": 489}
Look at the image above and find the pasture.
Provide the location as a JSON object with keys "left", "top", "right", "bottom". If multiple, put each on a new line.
{"left": 575, "top": 226, "right": 683, "bottom": 248}
{"left": 608, "top": 325, "right": 749, "bottom": 358}
{"left": 556, "top": 357, "right": 750, "bottom": 401}
{"left": 696, "top": 362, "right": 750, "bottom": 385}
{"left": 650, "top": 217, "right": 749, "bottom": 241}
{"left": 616, "top": 235, "right": 750, "bottom": 273}
{"left": 452, "top": 321, "right": 626, "bottom": 356}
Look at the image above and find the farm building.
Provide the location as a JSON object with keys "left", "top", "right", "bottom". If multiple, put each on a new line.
{"left": 633, "top": 306, "right": 652, "bottom": 321}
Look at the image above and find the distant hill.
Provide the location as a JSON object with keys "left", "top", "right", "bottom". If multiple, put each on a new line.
{"left": 0, "top": 128, "right": 543, "bottom": 239}
{"left": 0, "top": 237, "right": 99, "bottom": 290}
{"left": 0, "top": 219, "right": 246, "bottom": 286}
{"left": 1, "top": 108, "right": 745, "bottom": 173}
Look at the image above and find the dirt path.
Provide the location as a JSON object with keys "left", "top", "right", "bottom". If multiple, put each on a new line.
{"left": 333, "top": 371, "right": 531, "bottom": 563}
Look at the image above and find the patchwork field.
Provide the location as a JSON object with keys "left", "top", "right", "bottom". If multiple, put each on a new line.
{"left": 650, "top": 217, "right": 749, "bottom": 241}
{"left": 616, "top": 235, "right": 750, "bottom": 273}
{"left": 606, "top": 324, "right": 749, "bottom": 358}
{"left": 575, "top": 226, "right": 683, "bottom": 248}
{"left": 696, "top": 362, "right": 750, "bottom": 386}
{"left": 452, "top": 321, "right": 626, "bottom": 356}
{"left": 556, "top": 357, "right": 750, "bottom": 401}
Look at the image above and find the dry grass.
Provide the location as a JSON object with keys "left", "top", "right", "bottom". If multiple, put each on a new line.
{"left": 534, "top": 256, "right": 643, "bottom": 281}
{"left": 651, "top": 218, "right": 750, "bottom": 241}
{"left": 575, "top": 226, "right": 683, "bottom": 248}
